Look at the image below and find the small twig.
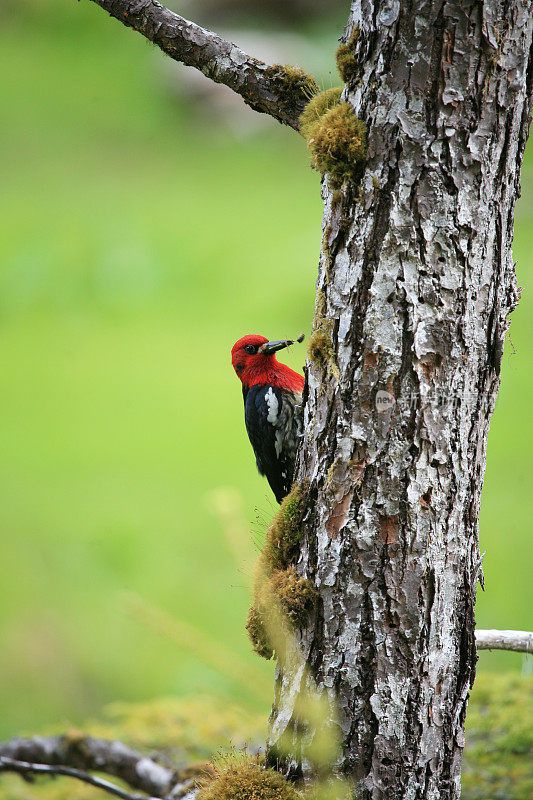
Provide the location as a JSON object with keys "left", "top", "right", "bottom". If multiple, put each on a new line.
{"left": 475, "top": 629, "right": 532, "bottom": 653}
{"left": 0, "top": 756, "right": 158, "bottom": 800}
{"left": 86, "top": 0, "right": 317, "bottom": 129}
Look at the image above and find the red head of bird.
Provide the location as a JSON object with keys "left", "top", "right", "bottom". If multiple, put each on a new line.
{"left": 231, "top": 334, "right": 304, "bottom": 394}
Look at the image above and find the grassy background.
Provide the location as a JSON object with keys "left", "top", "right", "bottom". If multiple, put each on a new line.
{"left": 0, "top": 0, "right": 531, "bottom": 740}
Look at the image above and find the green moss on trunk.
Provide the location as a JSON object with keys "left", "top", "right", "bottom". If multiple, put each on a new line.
{"left": 308, "top": 317, "right": 339, "bottom": 383}
{"left": 335, "top": 26, "right": 360, "bottom": 84}
{"left": 299, "top": 89, "right": 366, "bottom": 189}
{"left": 299, "top": 87, "right": 343, "bottom": 140}
{"left": 262, "top": 484, "right": 307, "bottom": 571}
{"left": 246, "top": 485, "right": 317, "bottom": 659}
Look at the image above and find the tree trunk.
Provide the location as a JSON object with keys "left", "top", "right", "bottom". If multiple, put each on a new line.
{"left": 269, "top": 2, "right": 533, "bottom": 798}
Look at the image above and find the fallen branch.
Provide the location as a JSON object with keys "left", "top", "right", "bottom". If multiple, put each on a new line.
{"left": 0, "top": 756, "right": 155, "bottom": 800}
{"left": 86, "top": 0, "right": 317, "bottom": 129}
{"left": 475, "top": 629, "right": 532, "bottom": 653}
{"left": 0, "top": 735, "right": 199, "bottom": 798}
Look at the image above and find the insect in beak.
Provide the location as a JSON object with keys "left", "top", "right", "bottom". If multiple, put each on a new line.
{"left": 260, "top": 333, "right": 305, "bottom": 355}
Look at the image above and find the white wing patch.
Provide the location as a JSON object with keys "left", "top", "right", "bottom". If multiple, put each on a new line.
{"left": 265, "top": 388, "right": 283, "bottom": 459}
{"left": 265, "top": 387, "right": 279, "bottom": 423}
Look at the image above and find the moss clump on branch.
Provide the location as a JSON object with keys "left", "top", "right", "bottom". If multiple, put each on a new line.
{"left": 265, "top": 64, "right": 319, "bottom": 117}
{"left": 196, "top": 752, "right": 302, "bottom": 800}
{"left": 299, "top": 89, "right": 366, "bottom": 189}
{"left": 335, "top": 26, "right": 360, "bottom": 84}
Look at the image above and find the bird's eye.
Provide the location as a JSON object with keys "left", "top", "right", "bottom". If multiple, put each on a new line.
{"left": 244, "top": 344, "right": 258, "bottom": 355}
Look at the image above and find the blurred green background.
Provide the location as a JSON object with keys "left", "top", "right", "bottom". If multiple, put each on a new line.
{"left": 0, "top": 0, "right": 531, "bottom": 741}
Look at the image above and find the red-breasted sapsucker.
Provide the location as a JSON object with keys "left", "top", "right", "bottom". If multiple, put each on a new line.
{"left": 231, "top": 334, "right": 305, "bottom": 503}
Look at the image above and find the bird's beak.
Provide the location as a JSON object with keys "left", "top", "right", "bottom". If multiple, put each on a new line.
{"left": 260, "top": 334, "right": 304, "bottom": 355}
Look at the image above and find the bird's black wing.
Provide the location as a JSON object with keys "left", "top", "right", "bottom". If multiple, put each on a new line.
{"left": 243, "top": 384, "right": 300, "bottom": 503}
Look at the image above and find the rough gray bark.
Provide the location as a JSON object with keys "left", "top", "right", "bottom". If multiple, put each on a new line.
{"left": 87, "top": 0, "right": 315, "bottom": 129}
{"left": 268, "top": 2, "right": 533, "bottom": 798}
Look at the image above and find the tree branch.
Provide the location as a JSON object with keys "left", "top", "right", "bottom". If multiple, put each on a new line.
{"left": 86, "top": 0, "right": 318, "bottom": 130}
{"left": 0, "top": 756, "right": 155, "bottom": 800}
{"left": 475, "top": 629, "right": 533, "bottom": 653}
{"left": 0, "top": 735, "right": 199, "bottom": 798}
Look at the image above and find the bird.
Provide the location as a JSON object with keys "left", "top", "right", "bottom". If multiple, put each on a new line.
{"left": 231, "top": 334, "right": 305, "bottom": 503}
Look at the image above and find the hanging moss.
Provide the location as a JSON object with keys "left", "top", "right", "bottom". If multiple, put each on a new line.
{"left": 265, "top": 64, "right": 319, "bottom": 117}
{"left": 246, "top": 484, "right": 316, "bottom": 659}
{"left": 271, "top": 567, "right": 318, "bottom": 627}
{"left": 335, "top": 26, "right": 360, "bottom": 84}
{"left": 247, "top": 567, "right": 317, "bottom": 660}
{"left": 246, "top": 604, "right": 273, "bottom": 660}
{"left": 196, "top": 752, "right": 302, "bottom": 800}
{"left": 314, "top": 288, "right": 327, "bottom": 321}
{"left": 262, "top": 483, "right": 307, "bottom": 571}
